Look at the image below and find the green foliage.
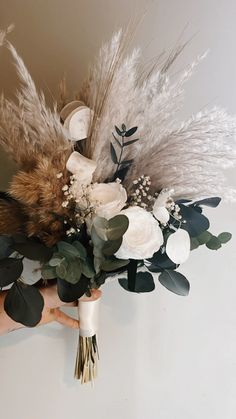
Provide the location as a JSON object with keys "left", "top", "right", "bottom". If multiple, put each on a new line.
{"left": 218, "top": 232, "right": 232, "bottom": 244}
{"left": 57, "top": 276, "right": 89, "bottom": 303}
{"left": 4, "top": 281, "right": 44, "bottom": 327}
{"left": 0, "top": 236, "right": 13, "bottom": 259}
{"left": 12, "top": 237, "right": 53, "bottom": 262}
{"left": 190, "top": 230, "right": 232, "bottom": 251}
{"left": 110, "top": 124, "right": 139, "bottom": 181}
{"left": 0, "top": 258, "right": 23, "bottom": 287}
{"left": 93, "top": 215, "right": 129, "bottom": 241}
{"left": 158, "top": 270, "right": 190, "bottom": 296}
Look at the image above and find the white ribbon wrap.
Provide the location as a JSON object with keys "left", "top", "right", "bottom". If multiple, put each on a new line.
{"left": 78, "top": 293, "right": 101, "bottom": 338}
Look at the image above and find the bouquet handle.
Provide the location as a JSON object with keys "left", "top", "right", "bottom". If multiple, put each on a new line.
{"left": 74, "top": 289, "right": 102, "bottom": 384}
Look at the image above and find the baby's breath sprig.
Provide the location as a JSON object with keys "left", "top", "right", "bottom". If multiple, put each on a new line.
{"left": 129, "top": 175, "right": 154, "bottom": 209}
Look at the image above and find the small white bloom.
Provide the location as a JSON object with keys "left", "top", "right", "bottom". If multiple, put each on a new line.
{"left": 153, "top": 189, "right": 174, "bottom": 224}
{"left": 89, "top": 182, "right": 127, "bottom": 219}
{"left": 115, "top": 206, "right": 163, "bottom": 260}
{"left": 56, "top": 172, "right": 63, "bottom": 179}
{"left": 166, "top": 229, "right": 190, "bottom": 264}
{"left": 62, "top": 185, "right": 69, "bottom": 191}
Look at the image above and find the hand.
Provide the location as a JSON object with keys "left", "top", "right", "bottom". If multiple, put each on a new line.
{"left": 0, "top": 284, "right": 79, "bottom": 336}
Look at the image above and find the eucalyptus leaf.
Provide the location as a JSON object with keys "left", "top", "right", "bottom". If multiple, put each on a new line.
{"left": 13, "top": 241, "right": 52, "bottom": 262}
{"left": 206, "top": 236, "right": 222, "bottom": 250}
{"left": 0, "top": 258, "right": 23, "bottom": 287}
{"left": 196, "top": 231, "right": 212, "bottom": 245}
{"left": 41, "top": 264, "right": 56, "bottom": 280}
{"left": 106, "top": 215, "right": 129, "bottom": 241}
{"left": 110, "top": 142, "right": 118, "bottom": 164}
{"left": 0, "top": 236, "right": 13, "bottom": 259}
{"left": 57, "top": 276, "right": 89, "bottom": 303}
{"left": 56, "top": 259, "right": 68, "bottom": 279}
{"left": 4, "top": 282, "right": 44, "bottom": 327}
{"left": 102, "top": 237, "right": 122, "bottom": 256}
{"left": 49, "top": 257, "right": 62, "bottom": 267}
{"left": 179, "top": 204, "right": 210, "bottom": 237}
{"left": 125, "top": 126, "right": 138, "bottom": 137}
{"left": 124, "top": 138, "right": 139, "bottom": 146}
{"left": 159, "top": 270, "right": 190, "bottom": 296}
{"left": 115, "top": 125, "right": 123, "bottom": 136}
{"left": 72, "top": 241, "right": 87, "bottom": 260}
{"left": 147, "top": 252, "right": 177, "bottom": 271}
{"left": 64, "top": 259, "right": 82, "bottom": 284}
{"left": 81, "top": 258, "right": 95, "bottom": 278}
{"left": 92, "top": 217, "right": 108, "bottom": 241}
{"left": 193, "top": 197, "right": 221, "bottom": 208}
{"left": 218, "top": 232, "right": 232, "bottom": 244}
{"left": 57, "top": 241, "right": 81, "bottom": 258}
{"left": 101, "top": 257, "right": 129, "bottom": 272}
{"left": 190, "top": 237, "right": 200, "bottom": 250}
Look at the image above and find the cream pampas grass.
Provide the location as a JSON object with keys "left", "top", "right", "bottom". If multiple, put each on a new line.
{"left": 79, "top": 30, "right": 236, "bottom": 200}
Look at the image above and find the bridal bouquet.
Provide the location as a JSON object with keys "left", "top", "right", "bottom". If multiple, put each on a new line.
{"left": 0, "top": 26, "right": 235, "bottom": 383}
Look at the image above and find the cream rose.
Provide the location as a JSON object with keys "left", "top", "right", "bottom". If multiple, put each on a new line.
{"left": 89, "top": 182, "right": 127, "bottom": 219}
{"left": 115, "top": 206, "right": 163, "bottom": 260}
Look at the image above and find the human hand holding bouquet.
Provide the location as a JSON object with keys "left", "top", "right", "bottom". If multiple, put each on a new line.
{"left": 0, "top": 26, "right": 234, "bottom": 383}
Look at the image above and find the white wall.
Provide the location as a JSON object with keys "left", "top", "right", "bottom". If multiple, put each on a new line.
{"left": 1, "top": 1, "right": 236, "bottom": 418}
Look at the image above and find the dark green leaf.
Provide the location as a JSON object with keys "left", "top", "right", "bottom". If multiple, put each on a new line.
{"left": 121, "top": 159, "right": 133, "bottom": 165}
{"left": 119, "top": 271, "right": 155, "bottom": 293}
{"left": 0, "top": 258, "right": 23, "bottom": 287}
{"left": 124, "top": 138, "right": 139, "bottom": 146}
{"left": 206, "top": 236, "right": 222, "bottom": 250}
{"left": 64, "top": 259, "right": 82, "bottom": 284}
{"left": 179, "top": 204, "right": 210, "bottom": 237}
{"left": 13, "top": 241, "right": 53, "bottom": 262}
{"left": 115, "top": 125, "right": 123, "bottom": 136}
{"left": 190, "top": 237, "right": 200, "bottom": 250}
{"left": 112, "top": 133, "right": 122, "bottom": 148}
{"left": 125, "top": 126, "right": 138, "bottom": 137}
{"left": 81, "top": 258, "right": 95, "bottom": 278}
{"left": 49, "top": 257, "right": 62, "bottom": 267}
{"left": 114, "top": 165, "right": 130, "bottom": 182}
{"left": 72, "top": 241, "right": 87, "bottom": 260}
{"left": 193, "top": 197, "right": 221, "bottom": 208}
{"left": 218, "top": 232, "right": 232, "bottom": 244}
{"left": 4, "top": 282, "right": 44, "bottom": 326}
{"left": 101, "top": 257, "right": 129, "bottom": 272}
{"left": 56, "top": 259, "right": 68, "bottom": 279}
{"left": 0, "top": 236, "right": 13, "bottom": 259}
{"left": 57, "top": 241, "right": 80, "bottom": 258}
{"left": 103, "top": 237, "right": 122, "bottom": 256}
{"left": 57, "top": 277, "right": 89, "bottom": 303}
{"left": 106, "top": 215, "right": 129, "bottom": 241}
{"left": 110, "top": 142, "right": 118, "bottom": 164}
{"left": 196, "top": 231, "right": 212, "bottom": 245}
{"left": 159, "top": 270, "right": 190, "bottom": 296}
{"left": 41, "top": 264, "right": 56, "bottom": 280}
{"left": 147, "top": 252, "right": 177, "bottom": 272}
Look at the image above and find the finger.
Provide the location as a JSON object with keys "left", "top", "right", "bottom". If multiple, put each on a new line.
{"left": 53, "top": 308, "right": 80, "bottom": 329}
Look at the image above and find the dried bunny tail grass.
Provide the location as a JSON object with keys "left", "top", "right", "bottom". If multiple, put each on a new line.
{"left": 0, "top": 197, "right": 26, "bottom": 235}
{"left": 127, "top": 107, "right": 236, "bottom": 200}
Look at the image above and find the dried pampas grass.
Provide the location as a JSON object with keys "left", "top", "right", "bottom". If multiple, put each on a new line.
{"left": 79, "top": 30, "right": 236, "bottom": 200}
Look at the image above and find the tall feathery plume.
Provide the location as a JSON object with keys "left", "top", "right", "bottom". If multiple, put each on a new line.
{"left": 78, "top": 30, "right": 236, "bottom": 200}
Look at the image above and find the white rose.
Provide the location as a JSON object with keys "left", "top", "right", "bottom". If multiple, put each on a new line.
{"left": 166, "top": 229, "right": 190, "bottom": 264}
{"left": 115, "top": 206, "right": 163, "bottom": 260}
{"left": 89, "top": 182, "right": 127, "bottom": 219}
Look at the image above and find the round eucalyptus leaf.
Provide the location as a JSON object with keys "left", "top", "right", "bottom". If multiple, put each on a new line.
{"left": 57, "top": 276, "right": 89, "bottom": 303}
{"left": 0, "top": 236, "right": 14, "bottom": 259}
{"left": 193, "top": 197, "right": 221, "bottom": 208}
{"left": 218, "top": 232, "right": 232, "bottom": 244}
{"left": 64, "top": 259, "right": 82, "bottom": 284}
{"left": 206, "top": 236, "right": 222, "bottom": 250}
{"left": 102, "top": 237, "right": 122, "bottom": 256}
{"left": 0, "top": 258, "right": 23, "bottom": 287}
{"left": 158, "top": 270, "right": 190, "bottom": 296}
{"left": 41, "top": 264, "right": 57, "bottom": 280}
{"left": 4, "top": 282, "right": 44, "bottom": 327}
{"left": 13, "top": 241, "right": 53, "bottom": 262}
{"left": 106, "top": 215, "right": 129, "bottom": 241}
{"left": 101, "top": 257, "right": 129, "bottom": 272}
{"left": 57, "top": 241, "right": 81, "bottom": 258}
{"left": 179, "top": 204, "right": 210, "bottom": 237}
{"left": 56, "top": 259, "right": 68, "bottom": 279}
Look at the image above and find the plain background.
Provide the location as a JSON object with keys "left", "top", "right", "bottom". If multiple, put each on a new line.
{"left": 0, "top": 1, "right": 236, "bottom": 419}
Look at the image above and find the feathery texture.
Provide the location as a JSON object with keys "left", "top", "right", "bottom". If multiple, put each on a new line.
{"left": 79, "top": 31, "right": 236, "bottom": 200}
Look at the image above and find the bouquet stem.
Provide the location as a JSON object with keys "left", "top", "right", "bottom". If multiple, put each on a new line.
{"left": 74, "top": 289, "right": 101, "bottom": 384}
